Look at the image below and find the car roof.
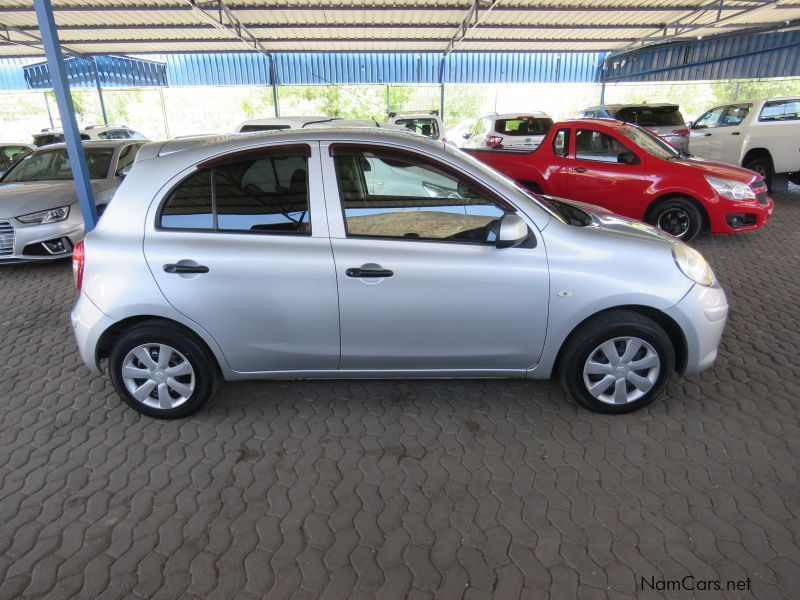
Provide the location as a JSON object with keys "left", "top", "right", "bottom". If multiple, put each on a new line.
{"left": 31, "top": 140, "right": 140, "bottom": 151}
{"left": 238, "top": 116, "right": 327, "bottom": 126}
{"left": 138, "top": 127, "right": 432, "bottom": 161}
{"left": 590, "top": 103, "right": 680, "bottom": 110}
{"left": 486, "top": 112, "right": 551, "bottom": 119}
{"left": 557, "top": 118, "right": 635, "bottom": 129}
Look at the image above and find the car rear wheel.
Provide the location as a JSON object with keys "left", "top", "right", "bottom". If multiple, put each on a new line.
{"left": 558, "top": 310, "right": 675, "bottom": 414}
{"left": 743, "top": 156, "right": 773, "bottom": 190}
{"left": 109, "top": 322, "right": 218, "bottom": 419}
{"left": 650, "top": 198, "right": 702, "bottom": 241}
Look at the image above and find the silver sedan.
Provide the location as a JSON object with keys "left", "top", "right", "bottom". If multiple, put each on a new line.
{"left": 70, "top": 128, "right": 728, "bottom": 417}
{"left": 0, "top": 141, "right": 141, "bottom": 261}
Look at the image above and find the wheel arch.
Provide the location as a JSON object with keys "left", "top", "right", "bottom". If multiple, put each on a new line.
{"left": 644, "top": 193, "right": 710, "bottom": 231}
{"left": 96, "top": 315, "right": 223, "bottom": 375}
{"left": 554, "top": 304, "right": 688, "bottom": 375}
{"left": 741, "top": 147, "right": 773, "bottom": 168}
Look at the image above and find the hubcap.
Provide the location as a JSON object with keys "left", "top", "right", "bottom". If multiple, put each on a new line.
{"left": 656, "top": 207, "right": 691, "bottom": 238}
{"left": 582, "top": 337, "right": 661, "bottom": 405}
{"left": 121, "top": 343, "right": 195, "bottom": 410}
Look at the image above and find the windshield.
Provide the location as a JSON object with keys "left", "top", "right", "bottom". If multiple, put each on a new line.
{"left": 495, "top": 117, "right": 553, "bottom": 136}
{"left": 395, "top": 118, "right": 439, "bottom": 138}
{"left": 615, "top": 106, "right": 683, "bottom": 127}
{"left": 621, "top": 124, "right": 681, "bottom": 160}
{"left": 3, "top": 147, "right": 114, "bottom": 182}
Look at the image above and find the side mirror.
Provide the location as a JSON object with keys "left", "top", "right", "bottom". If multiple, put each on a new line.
{"left": 685, "top": 120, "right": 694, "bottom": 129}
{"left": 462, "top": 132, "right": 471, "bottom": 139}
{"left": 617, "top": 151, "right": 638, "bottom": 165}
{"left": 118, "top": 164, "right": 133, "bottom": 177}
{"left": 496, "top": 214, "right": 530, "bottom": 249}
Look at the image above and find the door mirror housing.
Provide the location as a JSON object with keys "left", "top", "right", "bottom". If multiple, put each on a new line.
{"left": 462, "top": 132, "right": 471, "bottom": 139}
{"left": 685, "top": 120, "right": 694, "bottom": 129}
{"left": 118, "top": 163, "right": 133, "bottom": 178}
{"left": 617, "top": 151, "right": 638, "bottom": 165}
{"left": 496, "top": 214, "right": 530, "bottom": 249}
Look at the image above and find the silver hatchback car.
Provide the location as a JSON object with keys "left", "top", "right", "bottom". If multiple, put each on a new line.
{"left": 71, "top": 128, "right": 728, "bottom": 418}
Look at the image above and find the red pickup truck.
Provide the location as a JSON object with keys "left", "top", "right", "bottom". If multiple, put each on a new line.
{"left": 464, "top": 119, "right": 773, "bottom": 241}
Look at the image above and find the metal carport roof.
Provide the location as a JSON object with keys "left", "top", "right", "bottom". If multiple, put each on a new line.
{"left": 2, "top": 1, "right": 800, "bottom": 57}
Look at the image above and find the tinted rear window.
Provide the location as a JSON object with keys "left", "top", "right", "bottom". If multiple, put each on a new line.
{"left": 614, "top": 106, "right": 683, "bottom": 127}
{"left": 495, "top": 117, "right": 553, "bottom": 136}
{"left": 239, "top": 125, "right": 292, "bottom": 133}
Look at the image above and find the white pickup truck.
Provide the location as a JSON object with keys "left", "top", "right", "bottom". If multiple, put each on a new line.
{"left": 688, "top": 97, "right": 800, "bottom": 190}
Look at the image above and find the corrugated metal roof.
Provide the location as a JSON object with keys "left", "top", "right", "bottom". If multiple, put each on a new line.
{"left": 605, "top": 29, "right": 800, "bottom": 81}
{"left": 23, "top": 54, "right": 167, "bottom": 88}
{"left": 2, "top": 0, "right": 800, "bottom": 56}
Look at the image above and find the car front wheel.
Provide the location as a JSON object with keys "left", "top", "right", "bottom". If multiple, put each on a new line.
{"left": 558, "top": 310, "right": 675, "bottom": 414}
{"left": 650, "top": 198, "right": 703, "bottom": 241}
{"left": 109, "top": 322, "right": 218, "bottom": 419}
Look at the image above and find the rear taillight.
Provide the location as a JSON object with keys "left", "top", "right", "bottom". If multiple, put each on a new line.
{"left": 73, "top": 239, "right": 85, "bottom": 290}
{"left": 671, "top": 128, "right": 690, "bottom": 136}
{"left": 486, "top": 135, "right": 503, "bottom": 148}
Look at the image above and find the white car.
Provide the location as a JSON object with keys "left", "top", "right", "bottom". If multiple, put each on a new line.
{"left": 388, "top": 110, "right": 445, "bottom": 141}
{"left": 461, "top": 112, "right": 554, "bottom": 150}
{"left": 235, "top": 116, "right": 401, "bottom": 133}
{"left": 688, "top": 97, "right": 800, "bottom": 190}
{"left": 33, "top": 125, "right": 148, "bottom": 147}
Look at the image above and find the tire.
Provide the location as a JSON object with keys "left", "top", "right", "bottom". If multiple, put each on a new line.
{"left": 109, "top": 321, "right": 219, "bottom": 419}
{"left": 743, "top": 155, "right": 774, "bottom": 190}
{"left": 649, "top": 198, "right": 703, "bottom": 241}
{"left": 558, "top": 310, "right": 675, "bottom": 414}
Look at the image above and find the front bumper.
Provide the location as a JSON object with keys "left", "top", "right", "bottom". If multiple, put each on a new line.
{"left": 71, "top": 292, "right": 115, "bottom": 375}
{"left": 0, "top": 209, "right": 84, "bottom": 262}
{"left": 664, "top": 283, "right": 728, "bottom": 375}
{"left": 708, "top": 195, "right": 773, "bottom": 234}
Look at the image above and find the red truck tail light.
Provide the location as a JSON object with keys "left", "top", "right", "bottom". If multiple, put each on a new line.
{"left": 671, "top": 128, "right": 690, "bottom": 136}
{"left": 73, "top": 240, "right": 85, "bottom": 290}
{"left": 486, "top": 135, "right": 503, "bottom": 148}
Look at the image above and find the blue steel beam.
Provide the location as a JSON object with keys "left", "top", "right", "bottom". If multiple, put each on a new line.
{"left": 33, "top": 0, "right": 97, "bottom": 232}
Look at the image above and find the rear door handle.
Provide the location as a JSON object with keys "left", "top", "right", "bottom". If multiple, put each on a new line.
{"left": 346, "top": 267, "right": 393, "bottom": 278}
{"left": 571, "top": 167, "right": 588, "bottom": 173}
{"left": 164, "top": 263, "right": 209, "bottom": 274}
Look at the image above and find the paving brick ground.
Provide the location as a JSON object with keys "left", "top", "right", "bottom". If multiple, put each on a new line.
{"left": 1, "top": 191, "right": 799, "bottom": 600}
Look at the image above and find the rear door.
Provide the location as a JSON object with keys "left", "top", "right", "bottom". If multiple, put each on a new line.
{"left": 565, "top": 126, "right": 647, "bottom": 217}
{"left": 144, "top": 142, "right": 340, "bottom": 373}
{"left": 543, "top": 127, "right": 572, "bottom": 197}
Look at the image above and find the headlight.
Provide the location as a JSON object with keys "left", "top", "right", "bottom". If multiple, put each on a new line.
{"left": 704, "top": 175, "right": 755, "bottom": 201}
{"left": 16, "top": 205, "right": 70, "bottom": 224}
{"left": 672, "top": 242, "right": 716, "bottom": 287}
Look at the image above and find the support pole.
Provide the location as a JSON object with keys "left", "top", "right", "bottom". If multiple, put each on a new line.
{"left": 599, "top": 58, "right": 607, "bottom": 104}
{"left": 159, "top": 87, "right": 171, "bottom": 139}
{"left": 33, "top": 0, "right": 96, "bottom": 232}
{"left": 43, "top": 91, "right": 54, "bottom": 129}
{"left": 91, "top": 56, "right": 108, "bottom": 125}
{"left": 269, "top": 54, "right": 280, "bottom": 117}
{"left": 438, "top": 55, "right": 446, "bottom": 122}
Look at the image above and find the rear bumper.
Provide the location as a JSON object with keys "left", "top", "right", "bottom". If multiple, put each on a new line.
{"left": 71, "top": 292, "right": 115, "bottom": 375}
{"left": 708, "top": 195, "right": 773, "bottom": 234}
{"left": 664, "top": 284, "right": 728, "bottom": 375}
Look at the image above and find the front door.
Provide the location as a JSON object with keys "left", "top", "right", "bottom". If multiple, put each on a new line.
{"left": 144, "top": 142, "right": 340, "bottom": 373}
{"left": 689, "top": 105, "right": 727, "bottom": 160}
{"left": 321, "top": 143, "right": 549, "bottom": 372}
{"left": 566, "top": 127, "right": 646, "bottom": 218}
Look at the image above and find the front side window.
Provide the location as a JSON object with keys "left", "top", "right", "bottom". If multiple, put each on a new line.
{"left": 552, "top": 129, "right": 569, "bottom": 157}
{"left": 723, "top": 104, "right": 751, "bottom": 126}
{"left": 159, "top": 147, "right": 310, "bottom": 234}
{"left": 693, "top": 106, "right": 726, "bottom": 129}
{"left": 3, "top": 147, "right": 114, "bottom": 182}
{"left": 574, "top": 129, "right": 634, "bottom": 163}
{"left": 333, "top": 148, "right": 511, "bottom": 244}
{"left": 759, "top": 99, "right": 800, "bottom": 121}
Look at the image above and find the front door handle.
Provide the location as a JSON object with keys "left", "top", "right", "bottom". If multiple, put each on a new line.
{"left": 346, "top": 267, "right": 393, "bottom": 278}
{"left": 571, "top": 167, "right": 588, "bottom": 173}
{"left": 731, "top": 132, "right": 741, "bottom": 136}
{"left": 164, "top": 263, "right": 209, "bottom": 274}
{"left": 703, "top": 133, "right": 712, "bottom": 137}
